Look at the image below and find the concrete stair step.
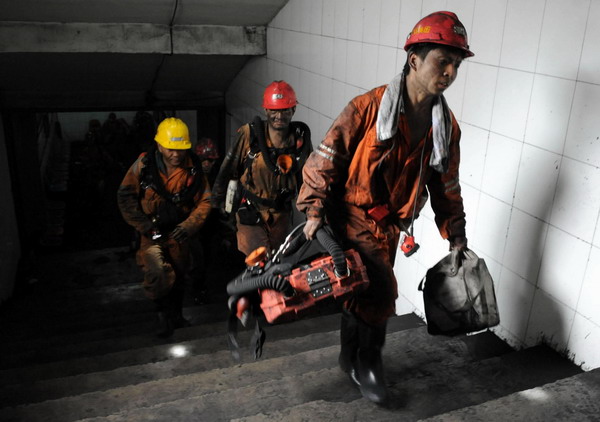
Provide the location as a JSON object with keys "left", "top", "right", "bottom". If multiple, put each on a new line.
{"left": 0, "top": 331, "right": 338, "bottom": 408}
{"left": 0, "top": 301, "right": 227, "bottom": 354}
{"left": 0, "top": 315, "right": 226, "bottom": 373}
{"left": 1, "top": 282, "right": 146, "bottom": 322}
{"left": 0, "top": 320, "right": 513, "bottom": 422}
{"left": 2, "top": 306, "right": 156, "bottom": 344}
{"left": 0, "top": 310, "right": 358, "bottom": 382}
{"left": 227, "top": 345, "right": 586, "bottom": 422}
{"left": 0, "top": 299, "right": 417, "bottom": 370}
{"left": 24, "top": 247, "right": 139, "bottom": 292}
{"left": 230, "top": 399, "right": 399, "bottom": 422}
{"left": 418, "top": 367, "right": 600, "bottom": 421}
{"left": 0, "top": 313, "right": 421, "bottom": 395}
{"left": 72, "top": 343, "right": 579, "bottom": 422}
{"left": 0, "top": 303, "right": 233, "bottom": 370}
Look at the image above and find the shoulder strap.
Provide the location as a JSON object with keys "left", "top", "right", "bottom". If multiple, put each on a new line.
{"left": 248, "top": 117, "right": 312, "bottom": 176}
{"left": 140, "top": 148, "right": 204, "bottom": 206}
{"left": 250, "top": 116, "right": 279, "bottom": 174}
{"left": 241, "top": 117, "right": 264, "bottom": 189}
{"left": 139, "top": 146, "right": 163, "bottom": 195}
{"left": 181, "top": 152, "right": 206, "bottom": 203}
{"left": 290, "top": 121, "right": 312, "bottom": 163}
{"left": 289, "top": 121, "right": 312, "bottom": 186}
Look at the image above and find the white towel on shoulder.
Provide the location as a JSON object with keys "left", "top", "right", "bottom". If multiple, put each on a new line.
{"left": 430, "top": 95, "right": 452, "bottom": 173}
{"left": 376, "top": 73, "right": 404, "bottom": 142}
{"left": 376, "top": 74, "right": 452, "bottom": 173}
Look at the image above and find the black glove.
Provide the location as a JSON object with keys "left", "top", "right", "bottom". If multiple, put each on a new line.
{"left": 169, "top": 226, "right": 189, "bottom": 243}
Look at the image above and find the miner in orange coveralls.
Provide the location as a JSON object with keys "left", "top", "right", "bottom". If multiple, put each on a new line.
{"left": 194, "top": 137, "right": 221, "bottom": 186}
{"left": 117, "top": 118, "right": 211, "bottom": 337}
{"left": 212, "top": 81, "right": 312, "bottom": 256}
{"left": 296, "top": 12, "right": 473, "bottom": 404}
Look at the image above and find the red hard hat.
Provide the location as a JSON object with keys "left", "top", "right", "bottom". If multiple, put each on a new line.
{"left": 404, "top": 11, "right": 474, "bottom": 58}
{"left": 194, "top": 137, "right": 219, "bottom": 160}
{"left": 262, "top": 80, "right": 298, "bottom": 109}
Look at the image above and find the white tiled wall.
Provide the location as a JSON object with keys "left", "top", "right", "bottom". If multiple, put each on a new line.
{"left": 225, "top": 0, "right": 600, "bottom": 370}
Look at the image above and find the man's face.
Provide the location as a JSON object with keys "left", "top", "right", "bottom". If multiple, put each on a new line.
{"left": 412, "top": 47, "right": 463, "bottom": 96}
{"left": 201, "top": 159, "right": 215, "bottom": 174}
{"left": 265, "top": 107, "right": 295, "bottom": 131}
{"left": 157, "top": 144, "right": 188, "bottom": 168}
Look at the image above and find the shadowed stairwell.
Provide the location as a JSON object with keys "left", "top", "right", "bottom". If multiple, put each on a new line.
{"left": 0, "top": 241, "right": 599, "bottom": 421}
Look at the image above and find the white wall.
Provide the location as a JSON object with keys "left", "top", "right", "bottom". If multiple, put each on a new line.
{"left": 225, "top": 0, "right": 600, "bottom": 371}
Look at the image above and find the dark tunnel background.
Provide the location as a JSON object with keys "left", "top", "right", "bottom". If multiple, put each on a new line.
{"left": 4, "top": 106, "right": 231, "bottom": 297}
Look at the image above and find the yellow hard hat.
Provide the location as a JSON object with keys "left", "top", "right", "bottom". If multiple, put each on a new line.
{"left": 154, "top": 117, "right": 191, "bottom": 149}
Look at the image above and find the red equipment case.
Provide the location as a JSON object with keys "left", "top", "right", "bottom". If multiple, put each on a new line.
{"left": 259, "top": 248, "right": 369, "bottom": 324}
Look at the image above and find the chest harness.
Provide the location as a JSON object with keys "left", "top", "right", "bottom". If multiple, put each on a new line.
{"left": 138, "top": 148, "right": 205, "bottom": 231}
{"left": 241, "top": 116, "right": 311, "bottom": 210}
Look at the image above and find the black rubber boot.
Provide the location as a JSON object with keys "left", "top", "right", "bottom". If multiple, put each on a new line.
{"left": 338, "top": 309, "right": 359, "bottom": 375}
{"left": 168, "top": 286, "right": 191, "bottom": 329}
{"left": 355, "top": 319, "right": 389, "bottom": 404}
{"left": 154, "top": 294, "right": 175, "bottom": 337}
{"left": 154, "top": 286, "right": 190, "bottom": 337}
{"left": 156, "top": 310, "right": 174, "bottom": 337}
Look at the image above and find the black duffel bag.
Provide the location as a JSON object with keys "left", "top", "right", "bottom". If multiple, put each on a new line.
{"left": 418, "top": 248, "right": 500, "bottom": 336}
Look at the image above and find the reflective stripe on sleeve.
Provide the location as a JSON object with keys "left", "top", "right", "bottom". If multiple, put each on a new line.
{"left": 444, "top": 178, "right": 460, "bottom": 193}
{"left": 316, "top": 143, "right": 348, "bottom": 164}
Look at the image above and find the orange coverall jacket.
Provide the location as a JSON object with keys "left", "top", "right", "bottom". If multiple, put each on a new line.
{"left": 117, "top": 150, "right": 211, "bottom": 299}
{"left": 296, "top": 85, "right": 466, "bottom": 325}
{"left": 212, "top": 121, "right": 311, "bottom": 255}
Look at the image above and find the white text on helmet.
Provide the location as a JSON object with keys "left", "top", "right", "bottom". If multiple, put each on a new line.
{"left": 453, "top": 25, "right": 467, "bottom": 36}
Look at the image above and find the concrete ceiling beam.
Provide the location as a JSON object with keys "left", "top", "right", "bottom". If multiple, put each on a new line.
{"left": 0, "top": 22, "right": 266, "bottom": 55}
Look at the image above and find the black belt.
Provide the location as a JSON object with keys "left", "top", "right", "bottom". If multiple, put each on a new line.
{"left": 243, "top": 188, "right": 292, "bottom": 211}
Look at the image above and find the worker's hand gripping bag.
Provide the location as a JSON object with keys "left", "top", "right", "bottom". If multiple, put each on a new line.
{"left": 418, "top": 249, "right": 499, "bottom": 336}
